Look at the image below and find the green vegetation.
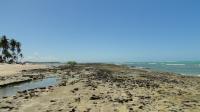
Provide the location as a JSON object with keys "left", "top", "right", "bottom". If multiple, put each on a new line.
{"left": 0, "top": 35, "right": 23, "bottom": 63}
{"left": 67, "top": 61, "right": 77, "bottom": 69}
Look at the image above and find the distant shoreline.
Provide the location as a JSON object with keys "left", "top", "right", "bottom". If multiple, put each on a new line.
{"left": 25, "top": 61, "right": 61, "bottom": 64}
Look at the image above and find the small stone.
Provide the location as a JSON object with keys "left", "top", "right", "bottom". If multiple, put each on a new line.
{"left": 50, "top": 100, "right": 56, "bottom": 102}
{"left": 90, "top": 95, "right": 101, "bottom": 100}
{"left": 70, "top": 108, "right": 76, "bottom": 112}
{"left": 138, "top": 106, "right": 143, "bottom": 109}
{"left": 75, "top": 97, "right": 80, "bottom": 102}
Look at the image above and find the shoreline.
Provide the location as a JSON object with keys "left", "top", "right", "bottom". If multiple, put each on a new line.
{"left": 129, "top": 66, "right": 200, "bottom": 77}
{"left": 0, "top": 63, "right": 200, "bottom": 112}
{"left": 0, "top": 63, "right": 47, "bottom": 76}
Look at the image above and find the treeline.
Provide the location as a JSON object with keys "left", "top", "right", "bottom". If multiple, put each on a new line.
{"left": 0, "top": 35, "right": 23, "bottom": 63}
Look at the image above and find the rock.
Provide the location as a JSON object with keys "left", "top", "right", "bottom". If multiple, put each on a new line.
{"left": 22, "top": 70, "right": 27, "bottom": 72}
{"left": 70, "top": 108, "right": 76, "bottom": 112}
{"left": 50, "top": 100, "right": 56, "bottom": 102}
{"left": 84, "top": 108, "right": 91, "bottom": 112}
{"left": 138, "top": 105, "right": 143, "bottom": 109}
{"left": 59, "top": 81, "right": 67, "bottom": 86}
{"left": 75, "top": 97, "right": 80, "bottom": 102}
{"left": 24, "top": 95, "right": 29, "bottom": 99}
{"left": 71, "top": 88, "right": 79, "bottom": 93}
{"left": 90, "top": 95, "right": 101, "bottom": 100}
{"left": 40, "top": 87, "right": 46, "bottom": 89}
{"left": 13, "top": 96, "right": 18, "bottom": 99}
{"left": 114, "top": 96, "right": 132, "bottom": 103}
{"left": 2, "top": 96, "right": 8, "bottom": 99}
{"left": 74, "top": 88, "right": 79, "bottom": 91}
{"left": 58, "top": 109, "right": 63, "bottom": 111}
{"left": 48, "top": 86, "right": 54, "bottom": 90}
{"left": 125, "top": 91, "right": 132, "bottom": 97}
{"left": 0, "top": 103, "right": 15, "bottom": 110}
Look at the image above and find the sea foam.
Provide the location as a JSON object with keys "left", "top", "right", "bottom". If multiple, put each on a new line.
{"left": 148, "top": 63, "right": 157, "bottom": 65}
{"left": 166, "top": 64, "right": 185, "bottom": 66}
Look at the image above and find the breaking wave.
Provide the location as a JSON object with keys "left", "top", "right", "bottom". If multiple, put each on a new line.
{"left": 166, "top": 64, "right": 185, "bottom": 66}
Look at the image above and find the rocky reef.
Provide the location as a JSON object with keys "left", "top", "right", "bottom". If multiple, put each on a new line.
{"left": 0, "top": 63, "right": 200, "bottom": 112}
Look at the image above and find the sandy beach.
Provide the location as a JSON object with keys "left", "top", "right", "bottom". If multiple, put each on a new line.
{"left": 0, "top": 64, "right": 47, "bottom": 76}
{"left": 0, "top": 63, "right": 199, "bottom": 112}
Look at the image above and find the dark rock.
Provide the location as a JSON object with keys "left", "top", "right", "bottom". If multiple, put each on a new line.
{"left": 0, "top": 104, "right": 14, "bottom": 110}
{"left": 24, "top": 95, "right": 29, "bottom": 99}
{"left": 50, "top": 100, "right": 56, "bottom": 102}
{"left": 2, "top": 96, "right": 8, "bottom": 99}
{"left": 75, "top": 97, "right": 80, "bottom": 102}
{"left": 74, "top": 88, "right": 79, "bottom": 91}
{"left": 90, "top": 95, "right": 101, "bottom": 100}
{"left": 70, "top": 108, "right": 76, "bottom": 112}
{"left": 138, "top": 106, "right": 143, "bottom": 109}
{"left": 114, "top": 97, "right": 132, "bottom": 103}
{"left": 71, "top": 88, "right": 79, "bottom": 93}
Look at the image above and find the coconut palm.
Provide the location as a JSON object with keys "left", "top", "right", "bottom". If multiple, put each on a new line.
{"left": 1, "top": 35, "right": 10, "bottom": 62}
{"left": 10, "top": 39, "right": 17, "bottom": 53}
{"left": 0, "top": 38, "right": 2, "bottom": 58}
{"left": 16, "top": 41, "right": 21, "bottom": 54}
{"left": 2, "top": 49, "right": 12, "bottom": 62}
{"left": 10, "top": 39, "right": 17, "bottom": 61}
{"left": 0, "top": 39, "right": 2, "bottom": 63}
{"left": 0, "top": 38, "right": 2, "bottom": 49}
{"left": 16, "top": 41, "right": 22, "bottom": 63}
{"left": 1, "top": 35, "right": 9, "bottom": 51}
{"left": 0, "top": 35, "right": 23, "bottom": 63}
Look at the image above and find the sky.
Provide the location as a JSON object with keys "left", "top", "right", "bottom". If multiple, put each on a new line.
{"left": 0, "top": 0, "right": 200, "bottom": 62}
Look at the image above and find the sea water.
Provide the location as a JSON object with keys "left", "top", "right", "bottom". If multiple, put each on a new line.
{"left": 0, "top": 77, "right": 61, "bottom": 97}
{"left": 124, "top": 61, "right": 200, "bottom": 76}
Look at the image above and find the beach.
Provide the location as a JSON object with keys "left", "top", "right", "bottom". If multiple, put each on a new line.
{"left": 0, "top": 64, "right": 47, "bottom": 76}
{"left": 0, "top": 63, "right": 200, "bottom": 112}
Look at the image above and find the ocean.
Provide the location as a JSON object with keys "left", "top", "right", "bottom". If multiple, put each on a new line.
{"left": 123, "top": 61, "right": 200, "bottom": 76}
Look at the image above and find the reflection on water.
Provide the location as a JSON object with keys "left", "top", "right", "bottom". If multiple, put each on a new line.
{"left": 0, "top": 77, "right": 61, "bottom": 98}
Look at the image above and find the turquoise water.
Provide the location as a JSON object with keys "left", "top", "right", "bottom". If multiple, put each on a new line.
{"left": 124, "top": 61, "right": 200, "bottom": 76}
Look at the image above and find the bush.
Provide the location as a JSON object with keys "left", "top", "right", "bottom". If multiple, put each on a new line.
{"left": 67, "top": 61, "right": 77, "bottom": 68}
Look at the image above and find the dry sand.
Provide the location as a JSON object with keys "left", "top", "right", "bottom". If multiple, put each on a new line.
{"left": 0, "top": 64, "right": 47, "bottom": 76}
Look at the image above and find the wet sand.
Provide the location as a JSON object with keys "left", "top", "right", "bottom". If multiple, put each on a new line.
{"left": 0, "top": 64, "right": 200, "bottom": 112}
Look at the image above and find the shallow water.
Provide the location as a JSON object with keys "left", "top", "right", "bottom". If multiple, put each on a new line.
{"left": 0, "top": 77, "right": 61, "bottom": 98}
{"left": 125, "top": 61, "right": 200, "bottom": 76}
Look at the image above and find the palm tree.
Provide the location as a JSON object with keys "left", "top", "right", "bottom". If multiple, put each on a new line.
{"left": 0, "top": 38, "right": 2, "bottom": 49}
{"left": 1, "top": 35, "right": 10, "bottom": 62}
{"left": 16, "top": 41, "right": 22, "bottom": 63}
{"left": 19, "top": 53, "right": 23, "bottom": 63}
{"left": 16, "top": 42, "right": 21, "bottom": 54}
{"left": 2, "top": 49, "right": 12, "bottom": 62}
{"left": 1, "top": 35, "right": 9, "bottom": 51}
{"left": 0, "top": 37, "right": 2, "bottom": 53}
{"left": 10, "top": 39, "right": 17, "bottom": 62}
{"left": 0, "top": 35, "right": 23, "bottom": 63}
{"left": 0, "top": 38, "right": 3, "bottom": 63}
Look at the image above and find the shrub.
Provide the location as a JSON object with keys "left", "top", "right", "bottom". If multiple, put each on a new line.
{"left": 67, "top": 61, "right": 77, "bottom": 68}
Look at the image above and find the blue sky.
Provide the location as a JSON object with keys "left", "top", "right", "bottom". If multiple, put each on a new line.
{"left": 0, "top": 0, "right": 200, "bottom": 62}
